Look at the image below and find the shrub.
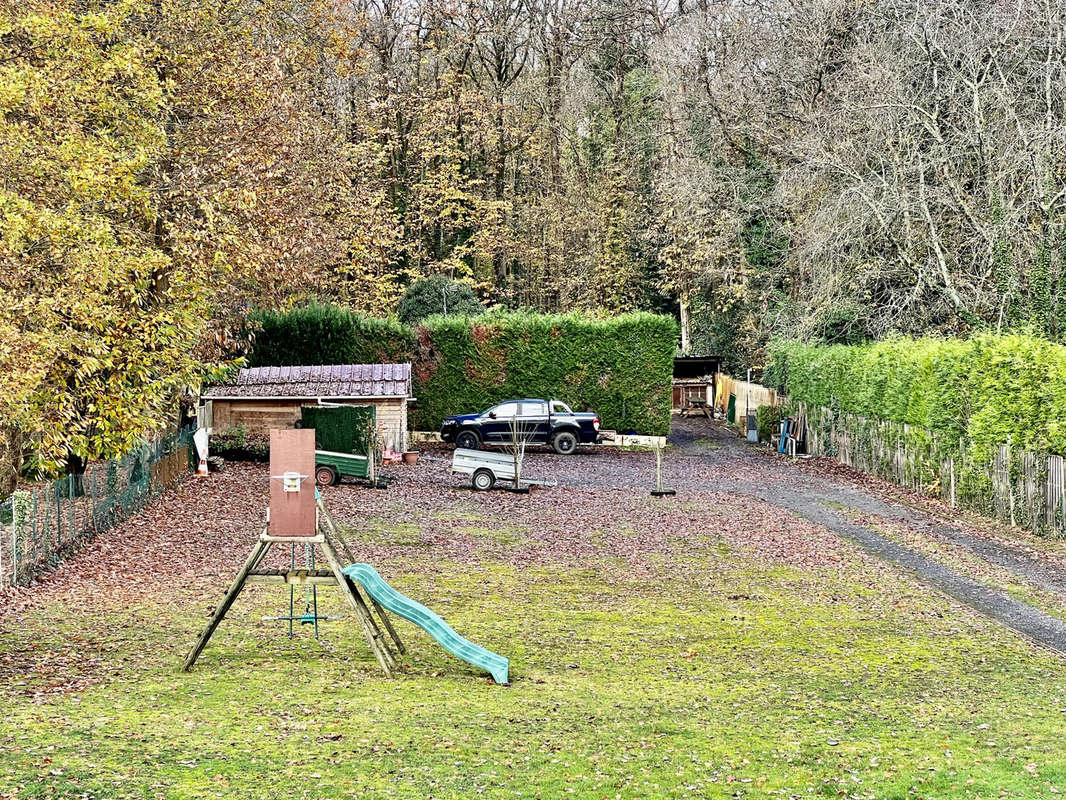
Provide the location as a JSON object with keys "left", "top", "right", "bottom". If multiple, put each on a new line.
{"left": 211, "top": 425, "right": 269, "bottom": 461}
{"left": 247, "top": 303, "right": 414, "bottom": 367}
{"left": 413, "top": 312, "right": 678, "bottom": 435}
{"left": 770, "top": 333, "right": 1066, "bottom": 462}
{"left": 756, "top": 405, "right": 781, "bottom": 443}
{"left": 397, "top": 276, "right": 485, "bottom": 325}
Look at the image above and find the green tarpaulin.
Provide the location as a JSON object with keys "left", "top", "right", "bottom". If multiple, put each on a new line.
{"left": 300, "top": 406, "right": 376, "bottom": 456}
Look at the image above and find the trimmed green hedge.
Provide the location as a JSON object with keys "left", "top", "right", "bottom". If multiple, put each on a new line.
{"left": 248, "top": 303, "right": 414, "bottom": 367}
{"left": 769, "top": 333, "right": 1066, "bottom": 462}
{"left": 411, "top": 312, "right": 677, "bottom": 435}
{"left": 246, "top": 306, "right": 677, "bottom": 435}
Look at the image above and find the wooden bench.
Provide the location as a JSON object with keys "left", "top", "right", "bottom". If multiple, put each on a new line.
{"left": 679, "top": 399, "right": 712, "bottom": 418}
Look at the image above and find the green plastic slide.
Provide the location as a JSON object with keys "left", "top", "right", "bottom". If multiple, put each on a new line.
{"left": 342, "top": 563, "right": 509, "bottom": 684}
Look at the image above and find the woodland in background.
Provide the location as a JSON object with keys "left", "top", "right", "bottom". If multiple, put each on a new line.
{"left": 3, "top": 0, "right": 1066, "bottom": 479}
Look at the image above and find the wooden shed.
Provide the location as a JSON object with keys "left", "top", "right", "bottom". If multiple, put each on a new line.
{"left": 672, "top": 356, "right": 722, "bottom": 411}
{"left": 202, "top": 363, "right": 413, "bottom": 451}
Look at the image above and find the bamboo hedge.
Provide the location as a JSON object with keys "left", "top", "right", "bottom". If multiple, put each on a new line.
{"left": 768, "top": 334, "right": 1066, "bottom": 534}
{"left": 771, "top": 332, "right": 1066, "bottom": 488}
{"left": 768, "top": 333, "right": 1066, "bottom": 465}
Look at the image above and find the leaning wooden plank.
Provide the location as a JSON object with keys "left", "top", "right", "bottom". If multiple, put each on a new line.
{"left": 182, "top": 537, "right": 271, "bottom": 671}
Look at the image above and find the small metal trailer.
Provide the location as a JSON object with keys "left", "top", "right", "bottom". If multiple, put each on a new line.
{"left": 450, "top": 448, "right": 554, "bottom": 491}
{"left": 314, "top": 449, "right": 370, "bottom": 486}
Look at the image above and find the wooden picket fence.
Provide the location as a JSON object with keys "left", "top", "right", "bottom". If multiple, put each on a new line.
{"left": 800, "top": 402, "right": 1066, "bottom": 536}
{"left": 714, "top": 373, "right": 779, "bottom": 422}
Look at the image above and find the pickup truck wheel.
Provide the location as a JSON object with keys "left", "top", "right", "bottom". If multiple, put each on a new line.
{"left": 552, "top": 430, "right": 578, "bottom": 455}
{"left": 315, "top": 465, "right": 338, "bottom": 486}
{"left": 456, "top": 430, "right": 480, "bottom": 450}
{"left": 472, "top": 468, "right": 496, "bottom": 491}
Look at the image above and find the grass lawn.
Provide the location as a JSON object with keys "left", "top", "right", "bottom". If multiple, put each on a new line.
{"left": 2, "top": 461, "right": 1066, "bottom": 799}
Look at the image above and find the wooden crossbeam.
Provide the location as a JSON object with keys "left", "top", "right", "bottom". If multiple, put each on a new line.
{"left": 246, "top": 569, "right": 338, "bottom": 586}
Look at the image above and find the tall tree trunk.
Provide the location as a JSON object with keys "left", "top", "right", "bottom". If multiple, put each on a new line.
{"left": 0, "top": 425, "right": 21, "bottom": 499}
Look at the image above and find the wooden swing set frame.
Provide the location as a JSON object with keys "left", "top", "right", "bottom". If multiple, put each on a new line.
{"left": 181, "top": 499, "right": 406, "bottom": 677}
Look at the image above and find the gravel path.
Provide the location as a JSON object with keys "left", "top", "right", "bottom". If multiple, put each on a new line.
{"left": 765, "top": 488, "right": 1066, "bottom": 654}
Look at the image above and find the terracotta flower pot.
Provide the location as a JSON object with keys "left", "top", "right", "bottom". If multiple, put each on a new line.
{"left": 402, "top": 451, "right": 419, "bottom": 465}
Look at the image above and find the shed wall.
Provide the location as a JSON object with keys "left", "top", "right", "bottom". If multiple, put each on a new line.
{"left": 212, "top": 398, "right": 407, "bottom": 447}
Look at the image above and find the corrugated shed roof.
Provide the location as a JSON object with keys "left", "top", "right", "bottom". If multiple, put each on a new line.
{"left": 203, "top": 363, "right": 412, "bottom": 399}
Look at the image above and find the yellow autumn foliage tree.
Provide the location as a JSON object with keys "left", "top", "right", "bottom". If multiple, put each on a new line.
{"left": 0, "top": 0, "right": 204, "bottom": 475}
{"left": 0, "top": 0, "right": 404, "bottom": 479}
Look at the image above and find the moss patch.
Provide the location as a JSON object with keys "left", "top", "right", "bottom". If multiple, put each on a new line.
{"left": 4, "top": 543, "right": 1066, "bottom": 798}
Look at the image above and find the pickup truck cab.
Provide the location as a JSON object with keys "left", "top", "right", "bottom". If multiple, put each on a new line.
{"left": 440, "top": 399, "right": 601, "bottom": 455}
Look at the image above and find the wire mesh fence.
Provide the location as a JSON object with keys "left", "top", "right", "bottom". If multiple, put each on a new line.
{"left": 0, "top": 427, "right": 195, "bottom": 588}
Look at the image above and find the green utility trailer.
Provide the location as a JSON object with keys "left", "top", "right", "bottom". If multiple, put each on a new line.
{"left": 313, "top": 449, "right": 370, "bottom": 486}
{"left": 300, "top": 405, "right": 378, "bottom": 487}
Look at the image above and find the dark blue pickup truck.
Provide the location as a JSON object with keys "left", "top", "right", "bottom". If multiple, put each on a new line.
{"left": 440, "top": 399, "right": 602, "bottom": 455}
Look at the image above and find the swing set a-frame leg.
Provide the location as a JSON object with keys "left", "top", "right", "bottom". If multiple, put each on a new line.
{"left": 318, "top": 500, "right": 406, "bottom": 657}
{"left": 370, "top": 595, "right": 406, "bottom": 655}
{"left": 319, "top": 536, "right": 396, "bottom": 677}
{"left": 182, "top": 534, "right": 271, "bottom": 672}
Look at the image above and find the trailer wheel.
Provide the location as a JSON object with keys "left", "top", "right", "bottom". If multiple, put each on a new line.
{"left": 315, "top": 465, "right": 338, "bottom": 486}
{"left": 552, "top": 430, "right": 578, "bottom": 455}
{"left": 472, "top": 468, "right": 496, "bottom": 491}
{"left": 456, "top": 430, "right": 480, "bottom": 450}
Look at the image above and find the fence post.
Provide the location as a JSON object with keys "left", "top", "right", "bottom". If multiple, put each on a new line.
{"left": 1007, "top": 435, "right": 1016, "bottom": 528}
{"left": 31, "top": 489, "right": 38, "bottom": 564}
{"left": 1061, "top": 456, "right": 1066, "bottom": 534}
{"left": 949, "top": 457, "right": 956, "bottom": 507}
{"left": 9, "top": 499, "right": 15, "bottom": 586}
{"left": 9, "top": 490, "right": 31, "bottom": 587}
{"left": 13, "top": 493, "right": 20, "bottom": 585}
{"left": 68, "top": 474, "right": 75, "bottom": 542}
{"left": 54, "top": 481, "right": 61, "bottom": 550}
